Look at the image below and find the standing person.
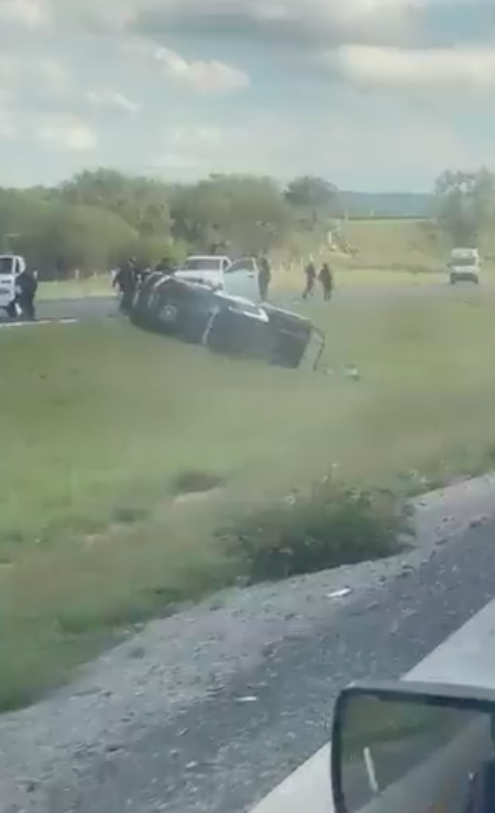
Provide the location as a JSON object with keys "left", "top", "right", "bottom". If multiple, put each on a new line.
{"left": 258, "top": 256, "right": 271, "bottom": 301}
{"left": 319, "top": 262, "right": 334, "bottom": 301}
{"left": 113, "top": 258, "right": 137, "bottom": 314}
{"left": 17, "top": 262, "right": 38, "bottom": 320}
{"left": 302, "top": 260, "right": 316, "bottom": 299}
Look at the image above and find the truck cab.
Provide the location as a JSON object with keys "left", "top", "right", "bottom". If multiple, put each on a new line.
{"left": 448, "top": 247, "right": 480, "bottom": 284}
{"left": 175, "top": 255, "right": 260, "bottom": 302}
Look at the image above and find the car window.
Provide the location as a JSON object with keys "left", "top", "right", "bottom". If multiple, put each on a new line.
{"left": 0, "top": 257, "right": 15, "bottom": 275}
{"left": 183, "top": 258, "right": 222, "bottom": 271}
{"left": 226, "top": 258, "right": 255, "bottom": 274}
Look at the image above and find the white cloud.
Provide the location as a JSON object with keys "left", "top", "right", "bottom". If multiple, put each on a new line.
{"left": 153, "top": 107, "right": 486, "bottom": 185}
{"left": 87, "top": 89, "right": 138, "bottom": 114}
{"left": 36, "top": 115, "right": 97, "bottom": 150}
{"left": 0, "top": 97, "right": 15, "bottom": 139}
{"left": 0, "top": 54, "right": 20, "bottom": 89}
{"left": 154, "top": 46, "right": 250, "bottom": 92}
{"left": 37, "top": 58, "right": 70, "bottom": 94}
{"left": 0, "top": 0, "right": 50, "bottom": 29}
{"left": 81, "top": 0, "right": 426, "bottom": 47}
{"left": 327, "top": 45, "right": 495, "bottom": 95}
{"left": 0, "top": 52, "right": 70, "bottom": 98}
{"left": 120, "top": 37, "right": 250, "bottom": 93}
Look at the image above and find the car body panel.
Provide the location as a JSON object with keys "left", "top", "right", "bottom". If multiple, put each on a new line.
{"left": 129, "top": 272, "right": 324, "bottom": 369}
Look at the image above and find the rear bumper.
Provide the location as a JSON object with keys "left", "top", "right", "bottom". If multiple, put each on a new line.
{"left": 449, "top": 272, "right": 479, "bottom": 283}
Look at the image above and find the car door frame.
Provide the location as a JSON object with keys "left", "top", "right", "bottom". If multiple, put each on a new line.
{"left": 223, "top": 257, "right": 259, "bottom": 301}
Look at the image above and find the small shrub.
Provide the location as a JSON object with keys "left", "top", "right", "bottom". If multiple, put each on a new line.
{"left": 231, "top": 481, "right": 408, "bottom": 583}
{"left": 112, "top": 506, "right": 148, "bottom": 525}
{"left": 171, "top": 469, "right": 225, "bottom": 495}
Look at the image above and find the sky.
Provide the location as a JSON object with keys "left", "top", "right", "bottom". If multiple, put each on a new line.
{"left": 1, "top": 0, "right": 495, "bottom": 191}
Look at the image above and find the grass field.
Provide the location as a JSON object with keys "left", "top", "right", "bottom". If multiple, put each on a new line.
{"left": 273, "top": 217, "right": 495, "bottom": 289}
{"left": 3, "top": 293, "right": 495, "bottom": 709}
{"left": 38, "top": 274, "right": 112, "bottom": 300}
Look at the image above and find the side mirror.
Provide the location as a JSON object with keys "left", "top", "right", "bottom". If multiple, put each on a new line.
{"left": 330, "top": 681, "right": 495, "bottom": 813}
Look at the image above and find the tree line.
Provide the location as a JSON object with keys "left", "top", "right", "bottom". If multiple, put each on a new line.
{"left": 0, "top": 168, "right": 491, "bottom": 280}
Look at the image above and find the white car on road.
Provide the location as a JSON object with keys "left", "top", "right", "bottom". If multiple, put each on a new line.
{"left": 448, "top": 247, "right": 480, "bottom": 285}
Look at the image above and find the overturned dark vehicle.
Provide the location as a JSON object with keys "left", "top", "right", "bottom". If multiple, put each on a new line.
{"left": 128, "top": 271, "right": 325, "bottom": 370}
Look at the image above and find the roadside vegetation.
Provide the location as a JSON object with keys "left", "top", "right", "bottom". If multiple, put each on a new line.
{"left": 4, "top": 167, "right": 495, "bottom": 290}
{"left": 2, "top": 292, "right": 495, "bottom": 710}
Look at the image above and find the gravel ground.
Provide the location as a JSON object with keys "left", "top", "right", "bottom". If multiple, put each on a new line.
{"left": 1, "top": 474, "right": 495, "bottom": 813}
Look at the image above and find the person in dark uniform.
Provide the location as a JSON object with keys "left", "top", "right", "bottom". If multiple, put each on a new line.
{"left": 17, "top": 264, "right": 38, "bottom": 320}
{"left": 258, "top": 256, "right": 271, "bottom": 301}
{"left": 302, "top": 261, "right": 316, "bottom": 299}
{"left": 319, "top": 262, "right": 334, "bottom": 301}
{"left": 113, "top": 258, "right": 138, "bottom": 314}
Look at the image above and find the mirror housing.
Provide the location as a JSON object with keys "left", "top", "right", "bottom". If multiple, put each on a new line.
{"left": 330, "top": 680, "right": 495, "bottom": 813}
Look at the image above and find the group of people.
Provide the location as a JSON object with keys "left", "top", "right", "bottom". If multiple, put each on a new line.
{"left": 112, "top": 256, "right": 175, "bottom": 313}
{"left": 257, "top": 257, "right": 335, "bottom": 303}
{"left": 113, "top": 253, "right": 334, "bottom": 313}
{"left": 302, "top": 261, "right": 334, "bottom": 301}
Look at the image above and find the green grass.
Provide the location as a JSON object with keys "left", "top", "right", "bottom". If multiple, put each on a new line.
{"left": 3, "top": 293, "right": 495, "bottom": 709}
{"left": 272, "top": 218, "right": 495, "bottom": 290}
{"left": 38, "top": 275, "right": 112, "bottom": 300}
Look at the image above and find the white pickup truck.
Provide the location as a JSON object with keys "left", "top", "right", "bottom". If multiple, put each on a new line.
{"left": 175, "top": 255, "right": 260, "bottom": 302}
{"left": 0, "top": 254, "right": 29, "bottom": 317}
{"left": 448, "top": 247, "right": 480, "bottom": 285}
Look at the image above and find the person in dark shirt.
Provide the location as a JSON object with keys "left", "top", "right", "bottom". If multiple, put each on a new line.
{"left": 17, "top": 265, "right": 38, "bottom": 320}
{"left": 258, "top": 256, "right": 271, "bottom": 301}
{"left": 302, "top": 261, "right": 316, "bottom": 299}
{"left": 114, "top": 258, "right": 138, "bottom": 314}
{"left": 319, "top": 262, "right": 334, "bottom": 301}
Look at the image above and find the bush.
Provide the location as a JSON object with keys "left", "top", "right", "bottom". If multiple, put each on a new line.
{"left": 230, "top": 480, "right": 409, "bottom": 583}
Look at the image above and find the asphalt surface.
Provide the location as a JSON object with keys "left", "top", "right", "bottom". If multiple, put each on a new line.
{"left": 31, "top": 280, "right": 491, "bottom": 325}
{"left": 27, "top": 519, "right": 495, "bottom": 813}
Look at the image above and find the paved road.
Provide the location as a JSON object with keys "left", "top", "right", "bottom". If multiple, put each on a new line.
{"left": 31, "top": 281, "right": 491, "bottom": 325}
{"left": 16, "top": 515, "right": 495, "bottom": 813}
{"left": 36, "top": 296, "right": 118, "bottom": 322}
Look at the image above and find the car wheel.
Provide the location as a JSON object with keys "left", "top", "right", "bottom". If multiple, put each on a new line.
{"left": 160, "top": 303, "right": 179, "bottom": 324}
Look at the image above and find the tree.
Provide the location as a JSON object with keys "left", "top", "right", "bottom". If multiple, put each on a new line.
{"left": 59, "top": 169, "right": 173, "bottom": 239}
{"left": 284, "top": 176, "right": 339, "bottom": 222}
{"left": 434, "top": 168, "right": 495, "bottom": 245}
{"left": 170, "top": 175, "right": 293, "bottom": 256}
{"left": 0, "top": 169, "right": 338, "bottom": 275}
{"left": 19, "top": 203, "right": 137, "bottom": 277}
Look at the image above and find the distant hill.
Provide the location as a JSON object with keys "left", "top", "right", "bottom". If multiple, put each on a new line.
{"left": 339, "top": 191, "right": 435, "bottom": 219}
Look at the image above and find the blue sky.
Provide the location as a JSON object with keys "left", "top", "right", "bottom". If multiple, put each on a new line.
{"left": 1, "top": 0, "right": 495, "bottom": 191}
